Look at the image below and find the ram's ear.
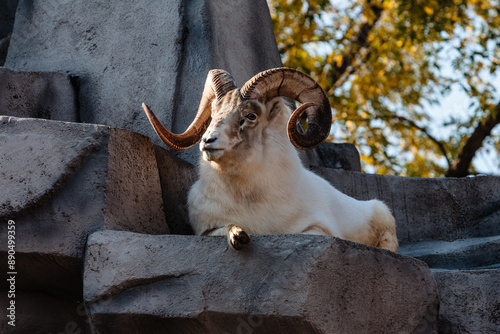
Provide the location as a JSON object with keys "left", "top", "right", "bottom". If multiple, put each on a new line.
{"left": 265, "top": 97, "right": 285, "bottom": 121}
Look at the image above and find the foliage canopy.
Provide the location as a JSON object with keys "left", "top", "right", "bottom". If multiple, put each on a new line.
{"left": 268, "top": 0, "right": 500, "bottom": 177}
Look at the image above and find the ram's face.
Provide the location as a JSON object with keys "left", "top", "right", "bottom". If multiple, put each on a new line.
{"left": 142, "top": 68, "right": 332, "bottom": 158}
{"left": 200, "top": 90, "right": 268, "bottom": 163}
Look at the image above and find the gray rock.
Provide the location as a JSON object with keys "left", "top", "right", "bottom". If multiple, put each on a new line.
{"left": 399, "top": 235, "right": 500, "bottom": 270}
{"left": 310, "top": 169, "right": 500, "bottom": 334}
{"left": 0, "top": 34, "right": 10, "bottom": 66}
{"left": 84, "top": 230, "right": 439, "bottom": 334}
{"left": 0, "top": 0, "right": 18, "bottom": 40}
{"left": 153, "top": 145, "right": 197, "bottom": 235}
{"left": 313, "top": 142, "right": 362, "bottom": 171}
{"left": 0, "top": 68, "right": 79, "bottom": 121}
{"left": 433, "top": 269, "right": 500, "bottom": 333}
{"left": 0, "top": 116, "right": 167, "bottom": 299}
{"left": 5, "top": 0, "right": 282, "bottom": 165}
{"left": 0, "top": 0, "right": 18, "bottom": 65}
{"left": 312, "top": 168, "right": 500, "bottom": 243}
{"left": 0, "top": 289, "right": 91, "bottom": 334}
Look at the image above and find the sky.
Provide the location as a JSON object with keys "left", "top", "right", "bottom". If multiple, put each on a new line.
{"left": 425, "top": 83, "right": 500, "bottom": 175}
{"left": 424, "top": 49, "right": 500, "bottom": 175}
{"left": 273, "top": 0, "right": 500, "bottom": 176}
{"left": 334, "top": 0, "right": 500, "bottom": 176}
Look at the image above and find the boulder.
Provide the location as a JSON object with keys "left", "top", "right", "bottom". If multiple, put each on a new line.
{"left": 0, "top": 116, "right": 167, "bottom": 300}
{"left": 310, "top": 169, "right": 500, "bottom": 333}
{"left": 0, "top": 0, "right": 18, "bottom": 40}
{"left": 0, "top": 289, "right": 91, "bottom": 334}
{"left": 313, "top": 142, "right": 361, "bottom": 171}
{"left": 0, "top": 34, "right": 10, "bottom": 66}
{"left": 154, "top": 145, "right": 197, "bottom": 235}
{"left": 312, "top": 168, "right": 500, "bottom": 243}
{"left": 433, "top": 269, "right": 500, "bottom": 334}
{"left": 0, "top": 0, "right": 18, "bottom": 65}
{"left": 0, "top": 68, "right": 79, "bottom": 121}
{"left": 84, "top": 230, "right": 439, "bottom": 334}
{"left": 5, "top": 0, "right": 282, "bottom": 164}
{"left": 399, "top": 235, "right": 500, "bottom": 270}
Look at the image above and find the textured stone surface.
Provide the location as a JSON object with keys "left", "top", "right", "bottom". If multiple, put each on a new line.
{"left": 433, "top": 269, "right": 500, "bottom": 334}
{"left": 0, "top": 0, "right": 18, "bottom": 40}
{"left": 154, "top": 145, "right": 197, "bottom": 235}
{"left": 84, "top": 230, "right": 439, "bottom": 334}
{"left": 1, "top": 0, "right": 498, "bottom": 332}
{"left": 313, "top": 142, "right": 362, "bottom": 171}
{"left": 313, "top": 168, "right": 500, "bottom": 243}
{"left": 0, "top": 289, "right": 91, "bottom": 334}
{"left": 0, "top": 0, "right": 18, "bottom": 65}
{"left": 5, "top": 0, "right": 282, "bottom": 164}
{"left": 310, "top": 169, "right": 500, "bottom": 333}
{"left": 0, "top": 116, "right": 167, "bottom": 299}
{"left": 0, "top": 35, "right": 10, "bottom": 66}
{"left": 0, "top": 68, "right": 79, "bottom": 121}
{"left": 400, "top": 235, "right": 500, "bottom": 270}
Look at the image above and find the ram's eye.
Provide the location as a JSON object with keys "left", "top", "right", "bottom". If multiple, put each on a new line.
{"left": 245, "top": 113, "right": 257, "bottom": 121}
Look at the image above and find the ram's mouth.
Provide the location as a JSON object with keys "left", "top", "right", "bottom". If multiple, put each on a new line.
{"left": 203, "top": 147, "right": 224, "bottom": 153}
{"left": 201, "top": 146, "right": 225, "bottom": 161}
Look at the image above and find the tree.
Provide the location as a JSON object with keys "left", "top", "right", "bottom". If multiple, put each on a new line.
{"left": 268, "top": 0, "right": 500, "bottom": 177}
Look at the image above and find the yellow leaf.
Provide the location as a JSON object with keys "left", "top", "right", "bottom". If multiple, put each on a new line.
{"left": 423, "top": 6, "right": 434, "bottom": 15}
{"left": 396, "top": 40, "right": 404, "bottom": 47}
{"left": 335, "top": 54, "right": 343, "bottom": 67}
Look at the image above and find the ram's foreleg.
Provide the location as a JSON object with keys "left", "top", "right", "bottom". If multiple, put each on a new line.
{"left": 346, "top": 201, "right": 399, "bottom": 252}
{"left": 301, "top": 224, "right": 333, "bottom": 236}
{"left": 201, "top": 224, "right": 250, "bottom": 250}
{"left": 370, "top": 201, "right": 398, "bottom": 252}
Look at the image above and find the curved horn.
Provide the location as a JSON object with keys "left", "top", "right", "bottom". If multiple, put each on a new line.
{"left": 142, "top": 69, "right": 236, "bottom": 150}
{"left": 240, "top": 67, "right": 332, "bottom": 150}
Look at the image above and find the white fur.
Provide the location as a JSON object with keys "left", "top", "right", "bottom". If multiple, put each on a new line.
{"left": 188, "top": 95, "right": 398, "bottom": 252}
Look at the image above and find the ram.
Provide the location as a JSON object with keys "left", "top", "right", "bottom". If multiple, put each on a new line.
{"left": 142, "top": 68, "right": 398, "bottom": 252}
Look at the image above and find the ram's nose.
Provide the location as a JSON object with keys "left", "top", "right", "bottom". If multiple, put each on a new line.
{"left": 202, "top": 131, "right": 219, "bottom": 145}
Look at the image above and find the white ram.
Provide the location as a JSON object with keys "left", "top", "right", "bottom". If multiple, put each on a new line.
{"left": 143, "top": 68, "right": 398, "bottom": 252}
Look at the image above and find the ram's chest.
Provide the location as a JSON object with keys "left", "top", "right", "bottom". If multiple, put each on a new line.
{"left": 220, "top": 195, "right": 299, "bottom": 234}
{"left": 189, "top": 179, "right": 301, "bottom": 234}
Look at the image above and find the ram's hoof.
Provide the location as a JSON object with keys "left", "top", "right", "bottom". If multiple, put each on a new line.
{"left": 226, "top": 224, "right": 250, "bottom": 250}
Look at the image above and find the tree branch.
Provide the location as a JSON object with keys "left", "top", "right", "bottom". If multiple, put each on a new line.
{"left": 445, "top": 103, "right": 500, "bottom": 177}
{"left": 376, "top": 114, "right": 451, "bottom": 166}
{"left": 328, "top": 0, "right": 384, "bottom": 85}
{"left": 333, "top": 50, "right": 372, "bottom": 90}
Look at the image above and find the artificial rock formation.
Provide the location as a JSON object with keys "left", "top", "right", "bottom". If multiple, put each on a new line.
{"left": 0, "top": 68, "right": 79, "bottom": 121}
{"left": 313, "top": 168, "right": 500, "bottom": 244}
{"left": 154, "top": 145, "right": 197, "bottom": 235}
{"left": 0, "top": 0, "right": 18, "bottom": 66}
{"left": 0, "top": 289, "right": 89, "bottom": 334}
{"left": 314, "top": 142, "right": 362, "bottom": 171}
{"left": 1, "top": 0, "right": 499, "bottom": 332}
{"left": 0, "top": 117, "right": 167, "bottom": 303}
{"left": 434, "top": 269, "right": 500, "bottom": 333}
{"left": 5, "top": 0, "right": 282, "bottom": 164}
{"left": 84, "top": 230, "right": 439, "bottom": 334}
{"left": 313, "top": 167, "right": 500, "bottom": 332}
{"left": 0, "top": 0, "right": 18, "bottom": 39}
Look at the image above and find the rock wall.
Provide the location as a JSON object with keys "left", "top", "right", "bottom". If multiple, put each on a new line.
{"left": 0, "top": 117, "right": 169, "bottom": 333}
{"left": 4, "top": 0, "right": 283, "bottom": 164}
{"left": 0, "top": 0, "right": 499, "bottom": 333}
{"left": 84, "top": 231, "right": 439, "bottom": 334}
{"left": 0, "top": 0, "right": 18, "bottom": 65}
{"left": 313, "top": 168, "right": 500, "bottom": 333}
{"left": 0, "top": 68, "right": 79, "bottom": 121}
